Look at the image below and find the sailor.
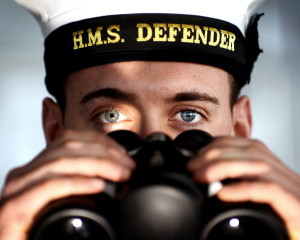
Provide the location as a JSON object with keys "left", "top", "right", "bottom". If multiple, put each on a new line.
{"left": 1, "top": 0, "right": 299, "bottom": 239}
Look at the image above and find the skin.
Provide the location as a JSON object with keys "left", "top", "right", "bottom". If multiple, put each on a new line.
{"left": 0, "top": 61, "right": 300, "bottom": 239}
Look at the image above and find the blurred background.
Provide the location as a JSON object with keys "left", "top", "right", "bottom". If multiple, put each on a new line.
{"left": 0, "top": 0, "right": 299, "bottom": 188}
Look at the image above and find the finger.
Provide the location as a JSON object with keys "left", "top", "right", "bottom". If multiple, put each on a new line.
{"left": 192, "top": 159, "right": 270, "bottom": 183}
{"left": 4, "top": 148, "right": 132, "bottom": 198}
{"left": 200, "top": 137, "right": 265, "bottom": 151}
{"left": 188, "top": 138, "right": 272, "bottom": 171}
{"left": 27, "top": 132, "right": 132, "bottom": 172}
{"left": 0, "top": 176, "right": 105, "bottom": 239}
{"left": 0, "top": 220, "right": 27, "bottom": 240}
{"left": 3, "top": 155, "right": 133, "bottom": 199}
{"left": 10, "top": 144, "right": 133, "bottom": 179}
{"left": 44, "top": 140, "right": 135, "bottom": 168}
{"left": 47, "top": 129, "right": 126, "bottom": 152}
{"left": 211, "top": 137, "right": 269, "bottom": 152}
{"left": 5, "top": 131, "right": 135, "bottom": 196}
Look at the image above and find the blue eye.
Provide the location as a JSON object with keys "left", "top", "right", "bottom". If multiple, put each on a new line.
{"left": 104, "top": 110, "right": 120, "bottom": 123}
{"left": 173, "top": 110, "right": 202, "bottom": 123}
{"left": 181, "top": 111, "right": 197, "bottom": 122}
{"left": 97, "top": 110, "right": 127, "bottom": 123}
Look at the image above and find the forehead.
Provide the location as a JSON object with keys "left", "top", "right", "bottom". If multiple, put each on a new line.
{"left": 64, "top": 61, "right": 231, "bottom": 102}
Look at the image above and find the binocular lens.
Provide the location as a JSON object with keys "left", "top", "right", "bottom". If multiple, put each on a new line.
{"left": 201, "top": 212, "right": 286, "bottom": 240}
{"left": 29, "top": 130, "right": 288, "bottom": 240}
{"left": 31, "top": 210, "right": 115, "bottom": 240}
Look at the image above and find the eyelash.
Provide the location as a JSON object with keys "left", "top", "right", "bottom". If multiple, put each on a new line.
{"left": 90, "top": 105, "right": 208, "bottom": 130}
{"left": 91, "top": 105, "right": 129, "bottom": 125}
{"left": 170, "top": 106, "right": 207, "bottom": 127}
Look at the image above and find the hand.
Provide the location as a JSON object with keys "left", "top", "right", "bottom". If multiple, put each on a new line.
{"left": 187, "top": 136, "right": 300, "bottom": 240}
{"left": 0, "top": 130, "right": 135, "bottom": 240}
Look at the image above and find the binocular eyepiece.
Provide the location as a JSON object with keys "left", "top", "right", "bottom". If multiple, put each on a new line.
{"left": 29, "top": 130, "right": 289, "bottom": 240}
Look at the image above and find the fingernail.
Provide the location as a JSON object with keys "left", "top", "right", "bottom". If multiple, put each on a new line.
{"left": 120, "top": 154, "right": 135, "bottom": 169}
{"left": 109, "top": 148, "right": 135, "bottom": 168}
{"left": 90, "top": 179, "right": 104, "bottom": 189}
{"left": 126, "top": 157, "right": 136, "bottom": 169}
{"left": 208, "top": 181, "right": 223, "bottom": 197}
{"left": 122, "top": 168, "right": 131, "bottom": 179}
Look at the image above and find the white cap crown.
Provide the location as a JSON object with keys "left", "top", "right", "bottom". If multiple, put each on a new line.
{"left": 15, "top": 0, "right": 264, "bottom": 37}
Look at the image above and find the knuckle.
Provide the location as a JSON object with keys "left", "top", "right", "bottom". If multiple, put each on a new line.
{"left": 201, "top": 148, "right": 222, "bottom": 160}
{"left": 49, "top": 156, "right": 83, "bottom": 175}
{"left": 245, "top": 139, "right": 262, "bottom": 153}
{"left": 250, "top": 139, "right": 262, "bottom": 147}
{"left": 62, "top": 139, "right": 81, "bottom": 150}
{"left": 245, "top": 145, "right": 258, "bottom": 155}
{"left": 92, "top": 142, "right": 106, "bottom": 152}
{"left": 0, "top": 197, "right": 30, "bottom": 227}
{"left": 250, "top": 139, "right": 266, "bottom": 150}
{"left": 107, "top": 145, "right": 122, "bottom": 158}
{"left": 37, "top": 177, "right": 54, "bottom": 190}
{"left": 0, "top": 202, "right": 13, "bottom": 224}
{"left": 5, "top": 167, "right": 22, "bottom": 181}
{"left": 60, "top": 175, "right": 76, "bottom": 187}
{"left": 0, "top": 198, "right": 16, "bottom": 216}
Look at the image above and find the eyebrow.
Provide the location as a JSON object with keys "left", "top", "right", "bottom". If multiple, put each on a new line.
{"left": 167, "top": 91, "right": 220, "bottom": 105}
{"left": 80, "top": 88, "right": 219, "bottom": 106}
{"left": 80, "top": 88, "right": 137, "bottom": 104}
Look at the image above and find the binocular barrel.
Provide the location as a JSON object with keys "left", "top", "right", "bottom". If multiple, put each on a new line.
{"left": 29, "top": 130, "right": 289, "bottom": 240}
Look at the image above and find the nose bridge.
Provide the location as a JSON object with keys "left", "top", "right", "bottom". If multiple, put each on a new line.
{"left": 136, "top": 110, "right": 178, "bottom": 140}
{"left": 134, "top": 103, "right": 172, "bottom": 138}
{"left": 131, "top": 85, "right": 177, "bottom": 139}
{"left": 139, "top": 114, "right": 164, "bottom": 139}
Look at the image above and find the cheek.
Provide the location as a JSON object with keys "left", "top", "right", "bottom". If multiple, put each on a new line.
{"left": 214, "top": 120, "right": 233, "bottom": 136}
{"left": 205, "top": 109, "right": 234, "bottom": 137}
{"left": 63, "top": 114, "right": 78, "bottom": 130}
{"left": 63, "top": 108, "right": 89, "bottom": 130}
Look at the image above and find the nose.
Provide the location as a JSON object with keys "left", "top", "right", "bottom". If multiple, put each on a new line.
{"left": 137, "top": 119, "right": 163, "bottom": 139}
{"left": 136, "top": 118, "right": 177, "bottom": 139}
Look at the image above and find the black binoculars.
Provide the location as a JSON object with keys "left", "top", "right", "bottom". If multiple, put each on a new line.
{"left": 29, "top": 130, "right": 289, "bottom": 240}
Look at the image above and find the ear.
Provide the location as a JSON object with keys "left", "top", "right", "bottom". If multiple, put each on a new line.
{"left": 42, "top": 97, "right": 64, "bottom": 144}
{"left": 232, "top": 95, "right": 252, "bottom": 138}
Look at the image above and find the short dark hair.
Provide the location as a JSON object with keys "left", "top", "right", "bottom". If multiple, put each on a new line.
{"left": 229, "top": 74, "right": 242, "bottom": 108}
{"left": 54, "top": 79, "right": 67, "bottom": 112}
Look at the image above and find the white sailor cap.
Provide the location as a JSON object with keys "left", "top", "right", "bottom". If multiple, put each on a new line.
{"left": 15, "top": 0, "right": 265, "bottom": 98}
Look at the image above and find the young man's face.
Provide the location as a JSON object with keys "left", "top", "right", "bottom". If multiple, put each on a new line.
{"left": 58, "top": 61, "right": 250, "bottom": 139}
